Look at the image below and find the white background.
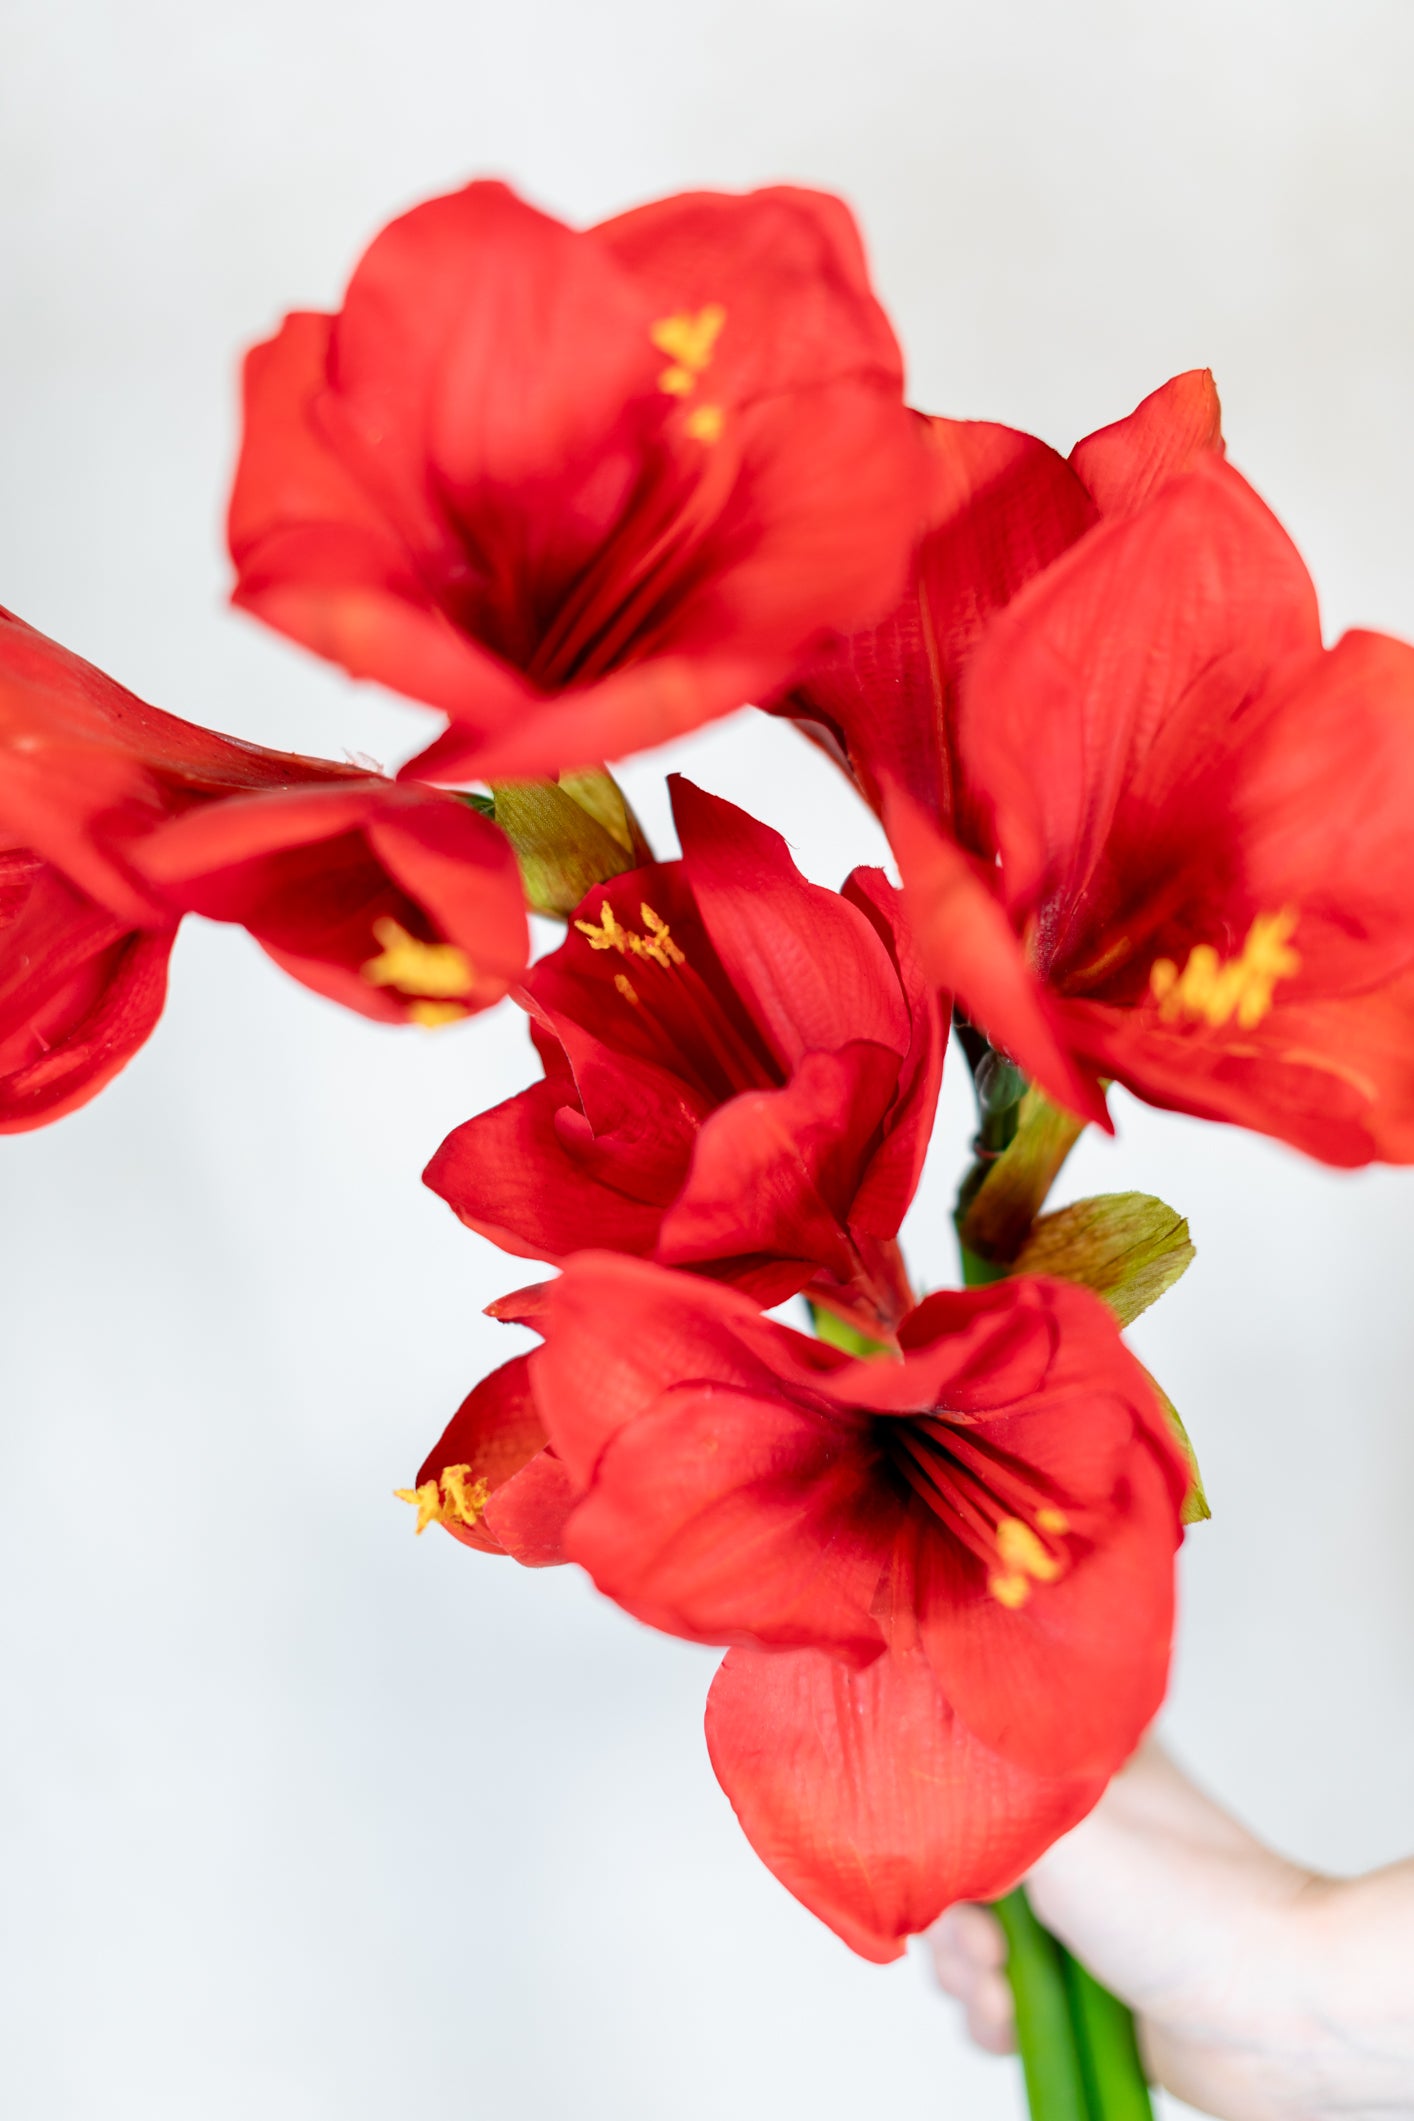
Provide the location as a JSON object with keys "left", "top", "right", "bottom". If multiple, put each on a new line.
{"left": 4, "top": 4, "right": 1414, "bottom": 2115}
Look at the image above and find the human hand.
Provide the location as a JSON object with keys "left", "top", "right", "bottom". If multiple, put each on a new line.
{"left": 928, "top": 1739, "right": 1414, "bottom": 2120}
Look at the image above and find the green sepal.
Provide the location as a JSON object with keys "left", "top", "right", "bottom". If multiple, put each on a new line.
{"left": 806, "top": 1300, "right": 892, "bottom": 1360}
{"left": 487, "top": 769, "right": 652, "bottom": 918}
{"left": 1013, "top": 1191, "right": 1194, "bottom": 1327}
{"left": 1144, "top": 1369, "right": 1211, "bottom": 1525}
{"left": 956, "top": 1086, "right": 1087, "bottom": 1268}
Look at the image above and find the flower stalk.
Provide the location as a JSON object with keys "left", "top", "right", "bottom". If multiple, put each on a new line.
{"left": 957, "top": 1031, "right": 1153, "bottom": 2120}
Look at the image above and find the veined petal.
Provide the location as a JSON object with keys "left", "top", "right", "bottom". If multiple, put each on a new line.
{"left": 957, "top": 459, "right": 1321, "bottom": 922}
{"left": 884, "top": 789, "right": 1108, "bottom": 1127}
{"left": 0, "top": 856, "right": 173, "bottom": 1132}
{"left": 530, "top": 1254, "right": 796, "bottom": 1487}
{"left": 705, "top": 1643, "right": 1104, "bottom": 1961}
{"left": 563, "top": 1382, "right": 891, "bottom": 1659}
{"left": 1068, "top": 369, "right": 1224, "bottom": 517}
{"left": 913, "top": 1438, "right": 1180, "bottom": 1780}
{"left": 672, "top": 778, "right": 909, "bottom": 1067}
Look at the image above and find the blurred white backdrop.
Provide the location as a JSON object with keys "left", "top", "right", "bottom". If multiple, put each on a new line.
{"left": 4, "top": 3, "right": 1414, "bottom": 2116}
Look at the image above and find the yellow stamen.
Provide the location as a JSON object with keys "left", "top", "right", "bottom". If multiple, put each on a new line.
{"left": 988, "top": 1571, "right": 1032, "bottom": 1610}
{"left": 638, "top": 903, "right": 686, "bottom": 967}
{"left": 394, "top": 1478, "right": 444, "bottom": 1536}
{"left": 440, "top": 1464, "right": 491, "bottom": 1527}
{"left": 996, "top": 1514, "right": 1063, "bottom": 1583}
{"left": 650, "top": 304, "right": 726, "bottom": 392}
{"left": 1149, "top": 909, "right": 1300, "bottom": 1031}
{"left": 361, "top": 917, "right": 475, "bottom": 999}
{"left": 1036, "top": 1506, "right": 1070, "bottom": 1535}
{"left": 613, "top": 972, "right": 640, "bottom": 1005}
{"left": 683, "top": 403, "right": 724, "bottom": 445}
{"left": 574, "top": 900, "right": 687, "bottom": 969}
{"left": 408, "top": 1000, "right": 469, "bottom": 1029}
{"left": 395, "top": 1462, "right": 490, "bottom": 1536}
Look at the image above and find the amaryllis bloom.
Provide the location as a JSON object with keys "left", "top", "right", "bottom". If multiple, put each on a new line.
{"left": 778, "top": 369, "right": 1224, "bottom": 833}
{"left": 515, "top": 1253, "right": 1187, "bottom": 1960}
{"left": 889, "top": 459, "right": 1414, "bottom": 1162}
{"left": 228, "top": 179, "right": 932, "bottom": 784}
{"left": 425, "top": 777, "right": 943, "bottom": 1336}
{"left": 0, "top": 606, "right": 527, "bottom": 1129}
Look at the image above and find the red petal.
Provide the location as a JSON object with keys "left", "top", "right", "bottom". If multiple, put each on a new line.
{"left": 415, "top": 1354, "right": 549, "bottom": 1558}
{"left": 957, "top": 459, "right": 1320, "bottom": 920}
{"left": 592, "top": 185, "right": 904, "bottom": 396}
{"left": 658, "top": 1042, "right": 903, "bottom": 1285}
{"left": 839, "top": 865, "right": 947, "bottom": 1238}
{"left": 672, "top": 777, "right": 909, "bottom": 1068}
{"left": 482, "top": 1448, "right": 576, "bottom": 1568}
{"left": 778, "top": 418, "right": 1095, "bottom": 827}
{"left": 531, "top": 1254, "right": 793, "bottom": 1487}
{"left": 913, "top": 1438, "right": 1180, "bottom": 1781}
{"left": 883, "top": 789, "right": 1109, "bottom": 1127}
{"left": 136, "top": 780, "right": 527, "bottom": 1020}
{"left": 563, "top": 1383, "right": 891, "bottom": 1659}
{"left": 424, "top": 1078, "right": 669, "bottom": 1264}
{"left": 706, "top": 1643, "right": 1104, "bottom": 1961}
{"left": 1068, "top": 369, "right": 1224, "bottom": 518}
{"left": 0, "top": 856, "right": 172, "bottom": 1132}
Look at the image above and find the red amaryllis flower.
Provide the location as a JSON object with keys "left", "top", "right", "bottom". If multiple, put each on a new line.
{"left": 0, "top": 607, "right": 527, "bottom": 1128}
{"left": 889, "top": 459, "right": 1414, "bottom": 1162}
{"left": 425, "top": 777, "right": 943, "bottom": 1337}
{"left": 228, "top": 179, "right": 931, "bottom": 784}
{"left": 778, "top": 369, "right": 1224, "bottom": 834}
{"left": 518, "top": 1253, "right": 1187, "bottom": 1961}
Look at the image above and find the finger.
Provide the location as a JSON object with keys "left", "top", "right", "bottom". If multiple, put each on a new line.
{"left": 965, "top": 1971, "right": 1017, "bottom": 2056}
{"left": 928, "top": 1901, "right": 1008, "bottom": 1991}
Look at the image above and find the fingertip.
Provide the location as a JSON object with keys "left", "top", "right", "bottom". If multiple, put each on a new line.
{"left": 966, "top": 1972, "right": 1017, "bottom": 2055}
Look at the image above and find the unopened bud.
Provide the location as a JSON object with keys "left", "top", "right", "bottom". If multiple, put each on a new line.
{"left": 486, "top": 769, "right": 652, "bottom": 919}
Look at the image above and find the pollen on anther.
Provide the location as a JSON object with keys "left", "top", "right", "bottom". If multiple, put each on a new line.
{"left": 684, "top": 404, "right": 724, "bottom": 445}
{"left": 361, "top": 917, "right": 475, "bottom": 999}
{"left": 395, "top": 1462, "right": 489, "bottom": 1537}
{"left": 988, "top": 1570, "right": 1031, "bottom": 1609}
{"left": 614, "top": 972, "right": 640, "bottom": 1005}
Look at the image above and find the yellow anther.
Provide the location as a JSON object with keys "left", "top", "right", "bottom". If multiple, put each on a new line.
{"left": 1036, "top": 1506, "right": 1070, "bottom": 1535}
{"left": 613, "top": 972, "right": 640, "bottom": 1006}
{"left": 408, "top": 1000, "right": 469, "bottom": 1029}
{"left": 651, "top": 304, "right": 726, "bottom": 391}
{"left": 575, "top": 901, "right": 628, "bottom": 953}
{"left": 361, "top": 917, "right": 475, "bottom": 999}
{"left": 440, "top": 1464, "right": 491, "bottom": 1529}
{"left": 996, "top": 1515, "right": 1063, "bottom": 1583}
{"left": 638, "top": 903, "right": 686, "bottom": 967}
{"left": 1149, "top": 909, "right": 1301, "bottom": 1031}
{"left": 394, "top": 1478, "right": 445, "bottom": 1536}
{"left": 988, "top": 1571, "right": 1032, "bottom": 1610}
{"left": 395, "top": 1463, "right": 489, "bottom": 1537}
{"left": 575, "top": 900, "right": 686, "bottom": 970}
{"left": 684, "top": 403, "right": 724, "bottom": 445}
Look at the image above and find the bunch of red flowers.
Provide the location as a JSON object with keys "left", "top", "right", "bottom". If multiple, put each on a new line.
{"left": 9, "top": 177, "right": 1414, "bottom": 1984}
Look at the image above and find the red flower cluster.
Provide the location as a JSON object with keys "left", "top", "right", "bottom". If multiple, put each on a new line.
{"left": 0, "top": 607, "right": 526, "bottom": 1127}
{"left": 23, "top": 169, "right": 1414, "bottom": 1972}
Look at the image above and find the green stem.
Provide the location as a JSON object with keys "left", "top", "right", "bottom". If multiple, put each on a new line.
{"left": 956, "top": 1039, "right": 1150, "bottom": 2120}
{"left": 1062, "top": 1951, "right": 1154, "bottom": 2120}
{"left": 993, "top": 1890, "right": 1092, "bottom": 2121}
